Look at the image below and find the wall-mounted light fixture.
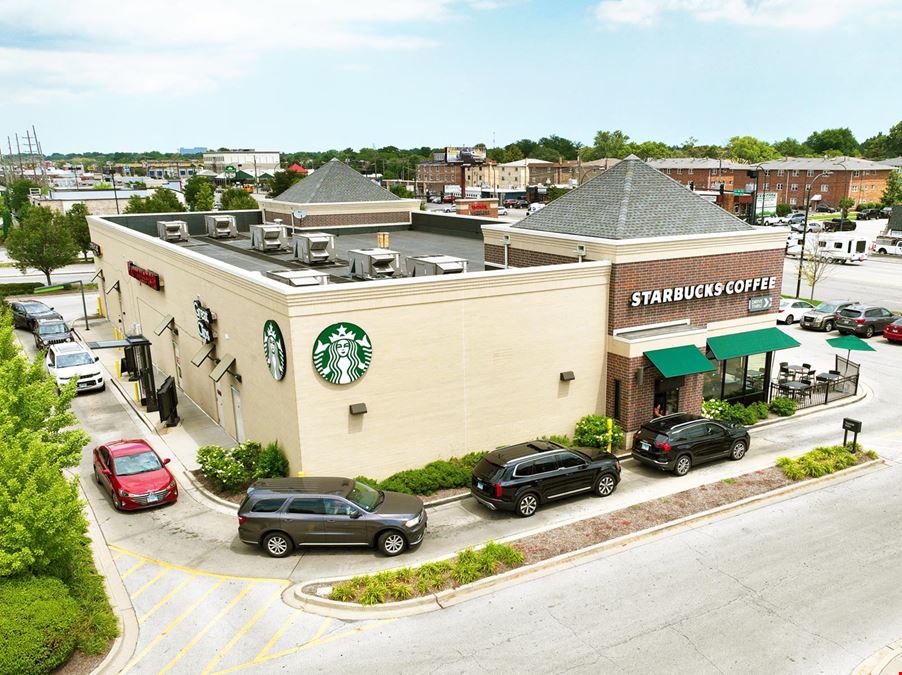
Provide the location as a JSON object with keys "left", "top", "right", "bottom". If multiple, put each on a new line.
{"left": 559, "top": 371, "right": 575, "bottom": 382}
{"left": 349, "top": 403, "right": 368, "bottom": 415}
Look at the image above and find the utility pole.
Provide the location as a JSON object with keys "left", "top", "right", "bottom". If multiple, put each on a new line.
{"left": 15, "top": 134, "right": 25, "bottom": 179}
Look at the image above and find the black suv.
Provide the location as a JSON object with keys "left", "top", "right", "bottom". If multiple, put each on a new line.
{"left": 470, "top": 440, "right": 620, "bottom": 517}
{"left": 33, "top": 318, "right": 73, "bottom": 349}
{"left": 237, "top": 477, "right": 427, "bottom": 558}
{"left": 7, "top": 299, "right": 63, "bottom": 330}
{"left": 631, "top": 413, "right": 750, "bottom": 476}
{"left": 857, "top": 208, "right": 883, "bottom": 220}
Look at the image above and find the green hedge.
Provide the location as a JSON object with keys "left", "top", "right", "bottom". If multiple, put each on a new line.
{"left": 702, "top": 399, "right": 771, "bottom": 425}
{"left": 355, "top": 451, "right": 486, "bottom": 496}
{"left": 0, "top": 282, "right": 44, "bottom": 298}
{"left": 573, "top": 414, "right": 624, "bottom": 450}
{"left": 768, "top": 396, "right": 797, "bottom": 417}
{"left": 777, "top": 444, "right": 875, "bottom": 481}
{"left": 0, "top": 576, "right": 82, "bottom": 675}
{"left": 197, "top": 440, "right": 290, "bottom": 492}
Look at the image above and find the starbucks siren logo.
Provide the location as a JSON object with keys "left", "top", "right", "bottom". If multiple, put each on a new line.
{"left": 313, "top": 323, "right": 372, "bottom": 384}
{"left": 263, "top": 320, "right": 286, "bottom": 381}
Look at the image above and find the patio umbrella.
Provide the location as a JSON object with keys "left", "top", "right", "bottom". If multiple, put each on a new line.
{"left": 826, "top": 334, "right": 875, "bottom": 369}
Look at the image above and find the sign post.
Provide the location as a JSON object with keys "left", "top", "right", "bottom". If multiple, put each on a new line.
{"left": 842, "top": 418, "right": 862, "bottom": 450}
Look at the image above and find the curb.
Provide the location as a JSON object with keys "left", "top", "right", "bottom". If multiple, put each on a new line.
{"left": 292, "top": 458, "right": 887, "bottom": 620}
{"left": 853, "top": 638, "right": 902, "bottom": 675}
{"left": 180, "top": 468, "right": 240, "bottom": 512}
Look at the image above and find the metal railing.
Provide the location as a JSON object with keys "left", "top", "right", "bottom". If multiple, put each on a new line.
{"left": 770, "top": 371, "right": 859, "bottom": 411}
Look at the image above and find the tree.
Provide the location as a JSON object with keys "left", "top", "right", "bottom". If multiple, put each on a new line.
{"left": 5, "top": 206, "right": 78, "bottom": 285}
{"left": 838, "top": 197, "right": 855, "bottom": 219}
{"left": 881, "top": 170, "right": 902, "bottom": 207}
{"left": 389, "top": 184, "right": 416, "bottom": 198}
{"left": 502, "top": 144, "right": 524, "bottom": 163}
{"left": 776, "top": 203, "right": 792, "bottom": 217}
{"left": 626, "top": 140, "right": 673, "bottom": 159}
{"left": 220, "top": 188, "right": 258, "bottom": 210}
{"left": 726, "top": 136, "right": 780, "bottom": 163}
{"left": 5, "top": 179, "right": 41, "bottom": 214}
{"left": 860, "top": 133, "right": 888, "bottom": 160}
{"left": 123, "top": 188, "right": 185, "bottom": 214}
{"left": 796, "top": 235, "right": 836, "bottom": 301}
{"left": 64, "top": 203, "right": 92, "bottom": 261}
{"left": 268, "top": 170, "right": 303, "bottom": 197}
{"left": 885, "top": 120, "right": 902, "bottom": 158}
{"left": 773, "top": 137, "right": 813, "bottom": 157}
{"left": 591, "top": 130, "right": 631, "bottom": 159}
{"left": 193, "top": 182, "right": 214, "bottom": 211}
{"left": 183, "top": 175, "right": 214, "bottom": 211}
{"left": 805, "top": 128, "right": 860, "bottom": 156}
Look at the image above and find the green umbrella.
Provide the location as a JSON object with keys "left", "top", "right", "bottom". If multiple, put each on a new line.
{"left": 826, "top": 334, "right": 876, "bottom": 370}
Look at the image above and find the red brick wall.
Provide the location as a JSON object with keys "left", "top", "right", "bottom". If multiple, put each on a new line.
{"left": 484, "top": 243, "right": 578, "bottom": 267}
{"left": 609, "top": 249, "right": 784, "bottom": 333}
{"left": 263, "top": 209, "right": 410, "bottom": 227}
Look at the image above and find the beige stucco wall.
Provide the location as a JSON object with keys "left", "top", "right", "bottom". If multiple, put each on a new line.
{"left": 259, "top": 197, "right": 420, "bottom": 222}
{"left": 88, "top": 215, "right": 612, "bottom": 479}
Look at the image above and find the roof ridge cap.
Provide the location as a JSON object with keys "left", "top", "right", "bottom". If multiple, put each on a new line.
{"left": 617, "top": 159, "right": 635, "bottom": 232}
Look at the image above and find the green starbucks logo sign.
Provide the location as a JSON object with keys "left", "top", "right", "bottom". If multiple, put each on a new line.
{"left": 313, "top": 323, "right": 372, "bottom": 384}
{"left": 263, "top": 320, "right": 286, "bottom": 380}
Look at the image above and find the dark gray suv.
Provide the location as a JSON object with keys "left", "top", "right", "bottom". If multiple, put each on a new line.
{"left": 801, "top": 299, "right": 858, "bottom": 332}
{"left": 237, "top": 477, "right": 427, "bottom": 558}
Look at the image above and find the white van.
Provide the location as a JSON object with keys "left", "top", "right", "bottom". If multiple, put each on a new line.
{"left": 786, "top": 232, "right": 871, "bottom": 264}
{"left": 527, "top": 202, "right": 545, "bottom": 216}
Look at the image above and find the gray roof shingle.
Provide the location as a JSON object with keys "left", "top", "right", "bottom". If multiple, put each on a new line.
{"left": 515, "top": 155, "right": 754, "bottom": 240}
{"left": 274, "top": 158, "right": 400, "bottom": 203}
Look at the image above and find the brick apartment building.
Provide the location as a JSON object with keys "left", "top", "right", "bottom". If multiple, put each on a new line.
{"left": 415, "top": 161, "right": 464, "bottom": 196}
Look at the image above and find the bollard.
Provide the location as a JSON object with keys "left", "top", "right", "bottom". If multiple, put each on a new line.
{"left": 133, "top": 382, "right": 140, "bottom": 402}
{"left": 97, "top": 296, "right": 104, "bottom": 318}
{"left": 115, "top": 358, "right": 121, "bottom": 379}
{"left": 296, "top": 471, "right": 305, "bottom": 477}
{"left": 606, "top": 417, "right": 613, "bottom": 453}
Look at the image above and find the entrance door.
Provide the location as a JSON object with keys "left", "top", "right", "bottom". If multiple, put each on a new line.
{"left": 231, "top": 386, "right": 246, "bottom": 442}
{"left": 172, "top": 340, "right": 182, "bottom": 388}
{"left": 215, "top": 385, "right": 226, "bottom": 427}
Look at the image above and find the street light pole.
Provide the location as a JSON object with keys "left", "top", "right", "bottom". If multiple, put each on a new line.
{"left": 794, "top": 169, "right": 831, "bottom": 298}
{"left": 107, "top": 162, "right": 120, "bottom": 214}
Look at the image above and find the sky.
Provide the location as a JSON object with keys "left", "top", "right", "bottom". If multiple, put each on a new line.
{"left": 1, "top": 0, "right": 901, "bottom": 154}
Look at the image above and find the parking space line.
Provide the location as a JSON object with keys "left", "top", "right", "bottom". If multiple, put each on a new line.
{"left": 158, "top": 582, "right": 257, "bottom": 675}
{"left": 212, "top": 619, "right": 394, "bottom": 675}
{"left": 122, "top": 578, "right": 226, "bottom": 674}
{"left": 138, "top": 574, "right": 195, "bottom": 624}
{"left": 200, "top": 585, "right": 287, "bottom": 675}
{"left": 131, "top": 568, "right": 169, "bottom": 600}
{"left": 253, "top": 609, "right": 306, "bottom": 661}
{"left": 120, "top": 560, "right": 145, "bottom": 580}
{"left": 109, "top": 544, "right": 284, "bottom": 583}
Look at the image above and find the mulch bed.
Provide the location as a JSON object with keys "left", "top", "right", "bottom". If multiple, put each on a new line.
{"left": 190, "top": 469, "right": 246, "bottom": 505}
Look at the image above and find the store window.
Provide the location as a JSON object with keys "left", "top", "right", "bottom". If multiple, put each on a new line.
{"left": 702, "top": 360, "right": 723, "bottom": 400}
{"left": 746, "top": 353, "right": 767, "bottom": 397}
{"left": 723, "top": 358, "right": 745, "bottom": 399}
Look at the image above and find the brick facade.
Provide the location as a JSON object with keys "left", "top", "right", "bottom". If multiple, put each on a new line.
{"left": 484, "top": 243, "right": 578, "bottom": 268}
{"left": 262, "top": 209, "right": 410, "bottom": 227}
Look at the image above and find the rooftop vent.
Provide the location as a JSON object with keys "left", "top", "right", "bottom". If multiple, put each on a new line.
{"left": 293, "top": 232, "right": 336, "bottom": 265}
{"left": 156, "top": 220, "right": 189, "bottom": 242}
{"left": 250, "top": 223, "right": 286, "bottom": 252}
{"left": 263, "top": 269, "right": 330, "bottom": 287}
{"left": 406, "top": 254, "right": 468, "bottom": 277}
{"left": 204, "top": 215, "right": 237, "bottom": 239}
{"left": 348, "top": 248, "right": 401, "bottom": 280}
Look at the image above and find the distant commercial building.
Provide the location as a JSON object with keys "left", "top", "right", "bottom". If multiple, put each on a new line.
{"left": 179, "top": 147, "right": 208, "bottom": 155}
{"left": 203, "top": 150, "right": 280, "bottom": 175}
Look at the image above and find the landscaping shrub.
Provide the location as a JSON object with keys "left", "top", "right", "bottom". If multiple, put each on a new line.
{"left": 541, "top": 434, "right": 573, "bottom": 446}
{"left": 702, "top": 399, "right": 770, "bottom": 425}
{"left": 776, "top": 444, "right": 869, "bottom": 481}
{"left": 230, "top": 440, "right": 262, "bottom": 473}
{"left": 0, "top": 282, "right": 43, "bottom": 298}
{"left": 196, "top": 444, "right": 249, "bottom": 492}
{"left": 255, "top": 441, "right": 289, "bottom": 479}
{"left": 573, "top": 415, "right": 624, "bottom": 450}
{"left": 769, "top": 396, "right": 797, "bottom": 417}
{"left": 0, "top": 575, "right": 82, "bottom": 675}
{"left": 355, "top": 451, "right": 487, "bottom": 496}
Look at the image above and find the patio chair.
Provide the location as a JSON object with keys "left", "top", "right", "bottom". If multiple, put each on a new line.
{"left": 799, "top": 378, "right": 813, "bottom": 404}
{"left": 802, "top": 362, "right": 812, "bottom": 372}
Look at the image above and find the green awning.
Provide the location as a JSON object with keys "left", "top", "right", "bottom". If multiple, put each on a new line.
{"left": 644, "top": 345, "right": 716, "bottom": 378}
{"left": 235, "top": 169, "right": 255, "bottom": 180}
{"left": 708, "top": 327, "right": 800, "bottom": 361}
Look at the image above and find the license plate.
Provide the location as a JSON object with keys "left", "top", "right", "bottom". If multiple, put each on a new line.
{"left": 476, "top": 480, "right": 484, "bottom": 490}
{"left": 640, "top": 441, "right": 650, "bottom": 451}
{"left": 78, "top": 382, "right": 89, "bottom": 389}
{"left": 147, "top": 494, "right": 159, "bottom": 503}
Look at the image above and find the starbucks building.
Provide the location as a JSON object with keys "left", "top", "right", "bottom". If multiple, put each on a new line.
{"left": 87, "top": 157, "right": 789, "bottom": 478}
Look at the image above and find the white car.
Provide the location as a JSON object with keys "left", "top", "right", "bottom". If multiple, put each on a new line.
{"left": 45, "top": 342, "right": 105, "bottom": 393}
{"left": 777, "top": 298, "right": 814, "bottom": 325}
{"left": 497, "top": 206, "right": 508, "bottom": 216}
{"left": 526, "top": 202, "right": 545, "bottom": 216}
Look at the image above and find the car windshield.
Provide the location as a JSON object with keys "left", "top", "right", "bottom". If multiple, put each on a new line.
{"left": 22, "top": 301, "right": 51, "bottom": 312}
{"left": 113, "top": 450, "right": 162, "bottom": 476}
{"left": 39, "top": 323, "right": 67, "bottom": 334}
{"left": 815, "top": 303, "right": 839, "bottom": 313}
{"left": 346, "top": 481, "right": 382, "bottom": 512}
{"left": 56, "top": 352, "right": 94, "bottom": 367}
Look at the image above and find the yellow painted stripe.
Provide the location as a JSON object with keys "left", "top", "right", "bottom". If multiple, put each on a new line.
{"left": 108, "top": 543, "right": 284, "bottom": 583}
{"left": 200, "top": 585, "right": 287, "bottom": 675}
{"left": 121, "top": 578, "right": 225, "bottom": 674}
{"left": 253, "top": 609, "right": 305, "bottom": 661}
{"left": 158, "top": 583, "right": 257, "bottom": 675}
{"left": 111, "top": 551, "right": 124, "bottom": 561}
{"left": 139, "top": 574, "right": 195, "bottom": 624}
{"left": 212, "top": 620, "right": 395, "bottom": 675}
{"left": 131, "top": 568, "right": 168, "bottom": 599}
{"left": 120, "top": 560, "right": 145, "bottom": 580}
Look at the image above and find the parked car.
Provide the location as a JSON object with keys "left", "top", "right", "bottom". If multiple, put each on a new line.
{"left": 470, "top": 440, "right": 620, "bottom": 517}
{"left": 443, "top": 204, "right": 457, "bottom": 213}
{"left": 441, "top": 195, "right": 456, "bottom": 203}
{"left": 823, "top": 219, "right": 856, "bottom": 232}
{"left": 44, "top": 342, "right": 105, "bottom": 393}
{"left": 777, "top": 298, "right": 814, "bottom": 325}
{"left": 497, "top": 206, "right": 508, "bottom": 216}
{"left": 815, "top": 204, "right": 837, "bottom": 213}
{"left": 787, "top": 212, "right": 806, "bottom": 225}
{"left": 789, "top": 220, "right": 822, "bottom": 234}
{"left": 800, "top": 300, "right": 858, "bottom": 332}
{"left": 427, "top": 195, "right": 442, "bottom": 204}
{"left": 884, "top": 318, "right": 902, "bottom": 343}
{"left": 6, "top": 299, "right": 63, "bottom": 330}
{"left": 33, "top": 318, "right": 73, "bottom": 350}
{"left": 514, "top": 199, "right": 529, "bottom": 208}
{"left": 502, "top": 198, "right": 518, "bottom": 209}
{"left": 631, "top": 413, "right": 750, "bottom": 476}
{"left": 857, "top": 208, "right": 883, "bottom": 220}
{"left": 836, "top": 304, "right": 900, "bottom": 338}
{"left": 237, "top": 477, "right": 427, "bottom": 557}
{"left": 93, "top": 439, "right": 178, "bottom": 511}
{"left": 526, "top": 202, "right": 546, "bottom": 216}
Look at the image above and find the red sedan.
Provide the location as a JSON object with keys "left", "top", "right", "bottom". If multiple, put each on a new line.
{"left": 884, "top": 319, "right": 902, "bottom": 343}
{"left": 93, "top": 439, "right": 178, "bottom": 510}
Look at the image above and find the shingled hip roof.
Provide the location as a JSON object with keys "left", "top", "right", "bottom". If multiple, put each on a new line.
{"left": 273, "top": 158, "right": 401, "bottom": 203}
{"left": 515, "top": 155, "right": 754, "bottom": 240}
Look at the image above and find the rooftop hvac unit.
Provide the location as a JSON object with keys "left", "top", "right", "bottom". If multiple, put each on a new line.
{"left": 293, "top": 232, "right": 336, "bottom": 264}
{"left": 204, "top": 215, "right": 237, "bottom": 239}
{"left": 263, "top": 269, "right": 330, "bottom": 287}
{"left": 348, "top": 248, "right": 401, "bottom": 280}
{"left": 156, "top": 220, "right": 189, "bottom": 242}
{"left": 250, "top": 224, "right": 286, "bottom": 252}
{"left": 406, "top": 254, "right": 468, "bottom": 277}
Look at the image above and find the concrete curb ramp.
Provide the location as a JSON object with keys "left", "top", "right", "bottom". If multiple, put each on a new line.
{"left": 292, "top": 458, "right": 887, "bottom": 620}
{"left": 853, "top": 638, "right": 902, "bottom": 675}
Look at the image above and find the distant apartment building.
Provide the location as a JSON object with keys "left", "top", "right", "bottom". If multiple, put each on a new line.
{"left": 649, "top": 158, "right": 742, "bottom": 192}
{"left": 203, "top": 149, "right": 280, "bottom": 175}
{"left": 415, "top": 161, "right": 463, "bottom": 195}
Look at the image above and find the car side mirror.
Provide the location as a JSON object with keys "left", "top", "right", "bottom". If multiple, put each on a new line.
{"left": 94, "top": 356, "right": 100, "bottom": 362}
{"left": 349, "top": 510, "right": 361, "bottom": 519}
{"left": 102, "top": 468, "right": 111, "bottom": 477}
{"left": 162, "top": 457, "right": 171, "bottom": 465}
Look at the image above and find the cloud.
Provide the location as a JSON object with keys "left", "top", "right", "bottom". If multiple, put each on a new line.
{"left": 594, "top": 0, "right": 902, "bottom": 29}
{"left": 0, "top": 0, "right": 472, "bottom": 102}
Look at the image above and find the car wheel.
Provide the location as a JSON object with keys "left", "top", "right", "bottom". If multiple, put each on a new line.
{"left": 865, "top": 325, "right": 874, "bottom": 338}
{"left": 111, "top": 490, "right": 122, "bottom": 511}
{"left": 262, "top": 532, "right": 293, "bottom": 558}
{"left": 515, "top": 492, "right": 539, "bottom": 517}
{"left": 730, "top": 440, "right": 748, "bottom": 461}
{"left": 594, "top": 473, "right": 617, "bottom": 497}
{"left": 823, "top": 320, "right": 834, "bottom": 332}
{"left": 878, "top": 248, "right": 887, "bottom": 254}
{"left": 784, "top": 315, "right": 794, "bottom": 325}
{"left": 673, "top": 455, "right": 692, "bottom": 476}
{"left": 377, "top": 530, "right": 407, "bottom": 557}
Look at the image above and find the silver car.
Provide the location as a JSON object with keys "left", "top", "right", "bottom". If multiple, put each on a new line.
{"left": 801, "top": 300, "right": 858, "bottom": 332}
